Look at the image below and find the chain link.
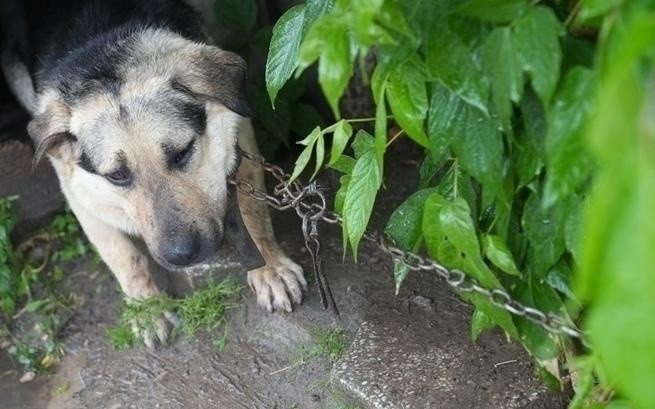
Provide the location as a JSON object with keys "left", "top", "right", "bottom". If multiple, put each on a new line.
{"left": 231, "top": 150, "right": 587, "bottom": 343}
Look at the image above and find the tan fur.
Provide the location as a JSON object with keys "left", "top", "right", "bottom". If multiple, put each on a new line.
{"left": 236, "top": 121, "right": 308, "bottom": 312}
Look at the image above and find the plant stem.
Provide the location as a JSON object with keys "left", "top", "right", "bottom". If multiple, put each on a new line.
{"left": 564, "top": 1, "right": 582, "bottom": 27}
{"left": 453, "top": 159, "right": 459, "bottom": 199}
{"left": 345, "top": 115, "right": 393, "bottom": 124}
{"left": 320, "top": 116, "right": 395, "bottom": 135}
{"left": 386, "top": 129, "right": 405, "bottom": 147}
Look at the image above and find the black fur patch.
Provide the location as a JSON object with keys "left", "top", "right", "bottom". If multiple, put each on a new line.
{"left": 176, "top": 101, "right": 207, "bottom": 135}
{"left": 162, "top": 138, "right": 195, "bottom": 170}
{"left": 77, "top": 150, "right": 97, "bottom": 174}
{"left": 2, "top": 0, "right": 206, "bottom": 93}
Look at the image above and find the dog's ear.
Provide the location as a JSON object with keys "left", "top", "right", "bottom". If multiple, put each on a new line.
{"left": 27, "top": 93, "right": 74, "bottom": 166}
{"left": 175, "top": 46, "right": 252, "bottom": 117}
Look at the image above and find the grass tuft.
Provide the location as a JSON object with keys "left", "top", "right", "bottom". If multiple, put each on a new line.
{"left": 107, "top": 279, "right": 243, "bottom": 350}
{"left": 1, "top": 201, "right": 89, "bottom": 374}
{"left": 309, "top": 327, "right": 347, "bottom": 363}
{"left": 106, "top": 323, "right": 137, "bottom": 351}
{"left": 177, "top": 279, "right": 242, "bottom": 337}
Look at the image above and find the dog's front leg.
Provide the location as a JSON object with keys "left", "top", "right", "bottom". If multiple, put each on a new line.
{"left": 68, "top": 199, "right": 175, "bottom": 346}
{"left": 237, "top": 121, "right": 307, "bottom": 312}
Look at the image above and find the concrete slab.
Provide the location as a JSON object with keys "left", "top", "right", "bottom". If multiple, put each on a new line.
{"left": 334, "top": 320, "right": 565, "bottom": 409}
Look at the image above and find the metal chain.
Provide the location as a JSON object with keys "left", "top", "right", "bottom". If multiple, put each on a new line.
{"left": 229, "top": 150, "right": 340, "bottom": 316}
{"left": 230, "top": 150, "right": 587, "bottom": 343}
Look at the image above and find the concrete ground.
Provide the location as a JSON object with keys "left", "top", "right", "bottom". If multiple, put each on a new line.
{"left": 0, "top": 149, "right": 569, "bottom": 409}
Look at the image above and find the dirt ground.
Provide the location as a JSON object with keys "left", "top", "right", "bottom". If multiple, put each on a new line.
{"left": 0, "top": 146, "right": 569, "bottom": 409}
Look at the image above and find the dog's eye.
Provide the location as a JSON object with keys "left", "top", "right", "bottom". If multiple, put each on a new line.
{"left": 171, "top": 140, "right": 195, "bottom": 168}
{"left": 105, "top": 169, "right": 132, "bottom": 186}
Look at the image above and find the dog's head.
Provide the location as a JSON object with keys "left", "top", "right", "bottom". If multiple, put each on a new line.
{"left": 28, "top": 30, "right": 263, "bottom": 270}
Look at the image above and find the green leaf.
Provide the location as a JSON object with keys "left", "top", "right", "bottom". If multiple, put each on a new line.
{"left": 386, "top": 54, "right": 429, "bottom": 147}
{"left": 418, "top": 150, "right": 440, "bottom": 189}
{"left": 311, "top": 133, "right": 326, "bottom": 180}
{"left": 289, "top": 126, "right": 321, "bottom": 182}
{"left": 266, "top": 5, "right": 306, "bottom": 106}
{"left": 577, "top": 0, "right": 623, "bottom": 24}
{"left": 214, "top": 0, "right": 257, "bottom": 33}
{"left": 334, "top": 175, "right": 350, "bottom": 215}
{"left": 537, "top": 365, "right": 562, "bottom": 391}
{"left": 423, "top": 193, "right": 518, "bottom": 337}
{"left": 350, "top": 0, "right": 389, "bottom": 46}
{"left": 342, "top": 132, "right": 382, "bottom": 256}
{"left": 428, "top": 84, "right": 504, "bottom": 198}
{"left": 512, "top": 6, "right": 563, "bottom": 104}
{"left": 328, "top": 155, "right": 355, "bottom": 174}
{"left": 513, "top": 89, "right": 546, "bottom": 187}
{"left": 545, "top": 260, "right": 577, "bottom": 302}
{"left": 481, "top": 27, "right": 523, "bottom": 131}
{"left": 386, "top": 187, "right": 431, "bottom": 293}
{"left": 375, "top": 0, "right": 416, "bottom": 42}
{"left": 374, "top": 76, "right": 388, "bottom": 166}
{"left": 328, "top": 120, "right": 353, "bottom": 166}
{"left": 543, "top": 67, "right": 595, "bottom": 207}
{"left": 336, "top": 173, "right": 351, "bottom": 256}
{"left": 392, "top": 261, "right": 411, "bottom": 296}
{"left": 426, "top": 84, "right": 457, "bottom": 159}
{"left": 385, "top": 188, "right": 435, "bottom": 250}
{"left": 471, "top": 308, "right": 495, "bottom": 342}
{"left": 455, "top": 0, "right": 529, "bottom": 23}
{"left": 435, "top": 160, "right": 477, "bottom": 213}
{"left": 522, "top": 190, "right": 574, "bottom": 277}
{"left": 304, "top": 0, "right": 334, "bottom": 27}
{"left": 371, "top": 47, "right": 413, "bottom": 165}
{"left": 483, "top": 234, "right": 521, "bottom": 277}
{"left": 399, "top": 0, "right": 442, "bottom": 40}
{"left": 565, "top": 200, "right": 583, "bottom": 264}
{"left": 514, "top": 278, "right": 563, "bottom": 360}
{"left": 426, "top": 22, "right": 489, "bottom": 113}
{"left": 298, "top": 125, "right": 321, "bottom": 146}
{"left": 567, "top": 356, "right": 597, "bottom": 409}
{"left": 352, "top": 129, "right": 376, "bottom": 158}
{"left": 423, "top": 193, "right": 502, "bottom": 302}
{"left": 266, "top": 0, "right": 334, "bottom": 106}
{"left": 298, "top": 17, "right": 352, "bottom": 118}
{"left": 578, "top": 12, "right": 655, "bottom": 409}
{"left": 423, "top": 195, "right": 484, "bottom": 281}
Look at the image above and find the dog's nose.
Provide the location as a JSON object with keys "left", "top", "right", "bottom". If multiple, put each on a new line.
{"left": 162, "top": 236, "right": 201, "bottom": 266}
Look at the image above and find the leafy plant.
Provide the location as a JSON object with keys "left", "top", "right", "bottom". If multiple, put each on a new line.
{"left": 574, "top": 2, "right": 655, "bottom": 408}
{"left": 0, "top": 197, "right": 20, "bottom": 315}
{"left": 264, "top": 0, "right": 655, "bottom": 407}
{"left": 49, "top": 211, "right": 94, "bottom": 263}
{"left": 0, "top": 201, "right": 89, "bottom": 374}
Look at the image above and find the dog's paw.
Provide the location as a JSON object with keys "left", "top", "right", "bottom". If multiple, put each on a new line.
{"left": 247, "top": 255, "right": 307, "bottom": 313}
{"left": 131, "top": 310, "right": 179, "bottom": 348}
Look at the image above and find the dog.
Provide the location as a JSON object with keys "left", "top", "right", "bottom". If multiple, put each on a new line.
{"left": 0, "top": 0, "right": 307, "bottom": 346}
